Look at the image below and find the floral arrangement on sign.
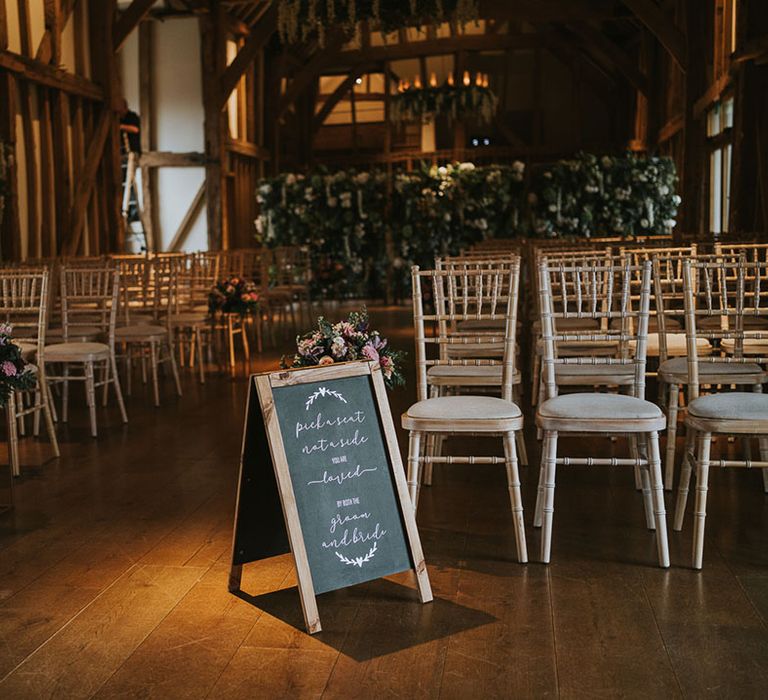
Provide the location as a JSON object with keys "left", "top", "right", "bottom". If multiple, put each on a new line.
{"left": 208, "top": 277, "right": 261, "bottom": 316}
{"left": 0, "top": 324, "right": 36, "bottom": 408}
{"left": 534, "top": 152, "right": 680, "bottom": 238}
{"left": 391, "top": 71, "right": 498, "bottom": 125}
{"left": 255, "top": 162, "right": 526, "bottom": 297}
{"left": 276, "top": 0, "right": 479, "bottom": 45}
{"left": 282, "top": 308, "right": 406, "bottom": 389}
{"left": 0, "top": 142, "right": 11, "bottom": 228}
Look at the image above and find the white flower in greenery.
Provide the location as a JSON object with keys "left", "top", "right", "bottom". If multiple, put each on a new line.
{"left": 511, "top": 160, "right": 524, "bottom": 173}
{"left": 327, "top": 196, "right": 338, "bottom": 208}
{"left": 354, "top": 172, "right": 370, "bottom": 185}
{"left": 330, "top": 336, "right": 347, "bottom": 358}
{"left": 477, "top": 218, "right": 488, "bottom": 230}
{"left": 658, "top": 185, "right": 669, "bottom": 196}
{"left": 548, "top": 204, "right": 558, "bottom": 212}
{"left": 664, "top": 219, "right": 677, "bottom": 228}
{"left": 640, "top": 218, "right": 650, "bottom": 228}
{"left": 527, "top": 192, "right": 538, "bottom": 205}
{"left": 255, "top": 217, "right": 264, "bottom": 234}
{"left": 285, "top": 173, "right": 296, "bottom": 185}
{"left": 543, "top": 171, "right": 553, "bottom": 179}
{"left": 601, "top": 156, "right": 612, "bottom": 168}
{"left": 458, "top": 162, "right": 476, "bottom": 172}
{"left": 673, "top": 195, "right": 682, "bottom": 205}
{"left": 437, "top": 166, "right": 448, "bottom": 177}
{"left": 444, "top": 213, "right": 452, "bottom": 222}
{"left": 304, "top": 187, "right": 315, "bottom": 201}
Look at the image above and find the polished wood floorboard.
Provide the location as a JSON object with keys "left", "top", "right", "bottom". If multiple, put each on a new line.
{"left": 0, "top": 303, "right": 766, "bottom": 699}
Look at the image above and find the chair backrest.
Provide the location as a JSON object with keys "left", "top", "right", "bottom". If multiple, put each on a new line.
{"left": 272, "top": 246, "right": 311, "bottom": 287}
{"left": 0, "top": 269, "right": 49, "bottom": 352}
{"left": 60, "top": 266, "right": 119, "bottom": 345}
{"left": 715, "top": 241, "right": 768, "bottom": 264}
{"left": 682, "top": 258, "right": 768, "bottom": 399}
{"left": 115, "top": 258, "right": 152, "bottom": 324}
{"left": 411, "top": 261, "right": 521, "bottom": 402}
{"left": 537, "top": 258, "right": 653, "bottom": 402}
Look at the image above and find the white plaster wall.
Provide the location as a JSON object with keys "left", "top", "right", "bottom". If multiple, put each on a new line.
{"left": 118, "top": 17, "right": 208, "bottom": 252}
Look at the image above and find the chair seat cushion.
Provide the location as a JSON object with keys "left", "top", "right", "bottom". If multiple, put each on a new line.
{"left": 659, "top": 357, "right": 765, "bottom": 383}
{"left": 170, "top": 312, "right": 210, "bottom": 326}
{"left": 631, "top": 333, "right": 712, "bottom": 357}
{"left": 610, "top": 317, "right": 682, "bottom": 331}
{"left": 721, "top": 337, "right": 768, "bottom": 355}
{"left": 537, "top": 393, "right": 665, "bottom": 432}
{"left": 13, "top": 340, "right": 38, "bottom": 361}
{"left": 553, "top": 363, "right": 636, "bottom": 383}
{"left": 456, "top": 318, "right": 520, "bottom": 332}
{"left": 115, "top": 324, "right": 167, "bottom": 339}
{"left": 446, "top": 342, "right": 505, "bottom": 359}
{"left": 698, "top": 315, "right": 768, "bottom": 330}
{"left": 533, "top": 317, "right": 600, "bottom": 333}
{"left": 687, "top": 392, "right": 768, "bottom": 421}
{"left": 44, "top": 342, "right": 110, "bottom": 362}
{"left": 427, "top": 364, "right": 521, "bottom": 385}
{"left": 402, "top": 396, "right": 522, "bottom": 432}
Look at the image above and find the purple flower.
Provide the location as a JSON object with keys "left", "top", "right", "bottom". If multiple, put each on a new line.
{"left": 2, "top": 360, "right": 18, "bottom": 377}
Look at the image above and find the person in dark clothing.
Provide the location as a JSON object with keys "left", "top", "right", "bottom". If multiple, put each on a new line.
{"left": 118, "top": 98, "right": 141, "bottom": 154}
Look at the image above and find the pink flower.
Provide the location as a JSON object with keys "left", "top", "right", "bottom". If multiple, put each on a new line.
{"left": 379, "top": 355, "right": 393, "bottom": 379}
{"left": 361, "top": 342, "right": 379, "bottom": 363}
{"left": 318, "top": 356, "right": 334, "bottom": 366}
{"left": 2, "top": 361, "right": 18, "bottom": 377}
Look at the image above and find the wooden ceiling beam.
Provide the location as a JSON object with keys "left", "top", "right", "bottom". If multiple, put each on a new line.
{"left": 325, "top": 32, "right": 542, "bottom": 71}
{"left": 0, "top": 48, "right": 104, "bottom": 99}
{"left": 621, "top": 0, "right": 687, "bottom": 71}
{"left": 216, "top": 2, "right": 275, "bottom": 111}
{"left": 312, "top": 63, "right": 376, "bottom": 133}
{"left": 565, "top": 22, "right": 648, "bottom": 95}
{"left": 114, "top": 0, "right": 158, "bottom": 53}
{"left": 479, "top": 0, "right": 626, "bottom": 22}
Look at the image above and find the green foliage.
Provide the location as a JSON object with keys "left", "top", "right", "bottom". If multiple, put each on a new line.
{"left": 277, "top": 0, "right": 479, "bottom": 45}
{"left": 391, "top": 84, "right": 498, "bottom": 125}
{"left": 534, "top": 152, "right": 680, "bottom": 238}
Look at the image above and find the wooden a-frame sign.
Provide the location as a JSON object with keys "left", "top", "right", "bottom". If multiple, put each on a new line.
{"left": 229, "top": 361, "right": 432, "bottom": 634}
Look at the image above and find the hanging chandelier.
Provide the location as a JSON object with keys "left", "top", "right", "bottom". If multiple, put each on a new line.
{"left": 390, "top": 71, "right": 498, "bottom": 125}
{"left": 276, "top": 0, "right": 480, "bottom": 45}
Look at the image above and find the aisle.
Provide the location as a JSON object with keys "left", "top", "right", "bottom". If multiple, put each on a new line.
{"left": 0, "top": 303, "right": 766, "bottom": 698}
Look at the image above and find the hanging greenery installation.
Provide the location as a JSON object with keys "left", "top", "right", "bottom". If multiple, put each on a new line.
{"left": 390, "top": 71, "right": 498, "bottom": 125}
{"left": 276, "top": 0, "right": 480, "bottom": 45}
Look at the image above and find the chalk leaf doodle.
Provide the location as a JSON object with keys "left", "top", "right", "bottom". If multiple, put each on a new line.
{"left": 305, "top": 386, "right": 348, "bottom": 411}
{"left": 335, "top": 541, "right": 377, "bottom": 568}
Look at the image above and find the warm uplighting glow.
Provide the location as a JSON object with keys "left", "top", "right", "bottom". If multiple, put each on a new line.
{"left": 414, "top": 75, "right": 422, "bottom": 89}
{"left": 429, "top": 72, "right": 438, "bottom": 88}
{"left": 482, "top": 73, "right": 490, "bottom": 88}
{"left": 463, "top": 70, "right": 471, "bottom": 86}
{"left": 475, "top": 72, "right": 483, "bottom": 86}
{"left": 447, "top": 72, "right": 455, "bottom": 86}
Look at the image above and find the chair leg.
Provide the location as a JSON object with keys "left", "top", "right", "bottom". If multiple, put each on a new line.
{"left": 62, "top": 364, "right": 70, "bottom": 423}
{"left": 629, "top": 435, "right": 643, "bottom": 492}
{"left": 663, "top": 383, "right": 680, "bottom": 490}
{"left": 503, "top": 432, "right": 528, "bottom": 563}
{"left": 33, "top": 389, "right": 41, "bottom": 436}
{"left": 539, "top": 431, "right": 558, "bottom": 564}
{"left": 647, "top": 431, "right": 669, "bottom": 568}
{"left": 168, "top": 340, "right": 183, "bottom": 397}
{"left": 84, "top": 362, "right": 98, "bottom": 438}
{"left": 196, "top": 328, "right": 205, "bottom": 384}
{"left": 758, "top": 437, "right": 768, "bottom": 494}
{"left": 531, "top": 352, "right": 541, "bottom": 407}
{"left": 406, "top": 431, "right": 423, "bottom": 512}
{"left": 422, "top": 433, "right": 435, "bottom": 487}
{"left": 241, "top": 320, "right": 251, "bottom": 374}
{"left": 7, "top": 393, "right": 20, "bottom": 477}
{"left": 674, "top": 430, "right": 696, "bottom": 531}
{"left": 111, "top": 353, "right": 129, "bottom": 424}
{"left": 40, "top": 372, "right": 60, "bottom": 458}
{"left": 692, "top": 432, "right": 712, "bottom": 570}
{"left": 635, "top": 436, "right": 655, "bottom": 530}
{"left": 533, "top": 457, "right": 545, "bottom": 528}
{"left": 149, "top": 341, "right": 160, "bottom": 407}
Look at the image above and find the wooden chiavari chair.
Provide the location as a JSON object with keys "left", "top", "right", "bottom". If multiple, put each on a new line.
{"left": 1, "top": 269, "right": 59, "bottom": 478}
{"left": 674, "top": 258, "right": 768, "bottom": 568}
{"left": 535, "top": 258, "right": 669, "bottom": 567}
{"left": 44, "top": 266, "right": 127, "bottom": 437}
{"left": 402, "top": 263, "right": 528, "bottom": 563}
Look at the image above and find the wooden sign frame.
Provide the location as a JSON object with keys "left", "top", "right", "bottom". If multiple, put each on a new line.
{"left": 229, "top": 360, "right": 432, "bottom": 634}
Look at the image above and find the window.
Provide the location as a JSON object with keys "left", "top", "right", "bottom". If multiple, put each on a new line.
{"left": 707, "top": 96, "right": 734, "bottom": 234}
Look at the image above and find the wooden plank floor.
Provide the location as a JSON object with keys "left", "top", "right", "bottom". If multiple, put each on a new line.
{"left": 1, "top": 303, "right": 766, "bottom": 699}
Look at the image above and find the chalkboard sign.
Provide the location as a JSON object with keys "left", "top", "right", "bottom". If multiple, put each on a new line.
{"left": 229, "top": 361, "right": 432, "bottom": 634}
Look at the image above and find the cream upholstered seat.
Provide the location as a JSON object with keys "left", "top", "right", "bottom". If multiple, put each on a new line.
{"left": 45, "top": 341, "right": 110, "bottom": 362}
{"left": 114, "top": 323, "right": 167, "bottom": 339}
{"left": 721, "top": 337, "right": 768, "bottom": 354}
{"left": 538, "top": 393, "right": 664, "bottom": 430}
{"left": 553, "top": 364, "right": 636, "bottom": 383}
{"left": 686, "top": 392, "right": 768, "bottom": 421}
{"left": 673, "top": 258, "right": 768, "bottom": 570}
{"left": 633, "top": 332, "right": 712, "bottom": 357}
{"left": 46, "top": 325, "right": 103, "bottom": 342}
{"left": 659, "top": 356, "right": 765, "bottom": 384}
{"left": 534, "top": 257, "right": 669, "bottom": 568}
{"left": 404, "top": 396, "right": 522, "bottom": 432}
{"left": 13, "top": 340, "right": 38, "bottom": 362}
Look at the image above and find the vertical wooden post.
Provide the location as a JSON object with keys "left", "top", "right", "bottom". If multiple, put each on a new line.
{"left": 138, "top": 19, "right": 156, "bottom": 252}
{"left": 0, "top": 72, "right": 20, "bottom": 260}
{"left": 680, "top": 0, "right": 707, "bottom": 239}
{"left": 200, "top": 3, "right": 226, "bottom": 251}
{"left": 453, "top": 50, "right": 467, "bottom": 159}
